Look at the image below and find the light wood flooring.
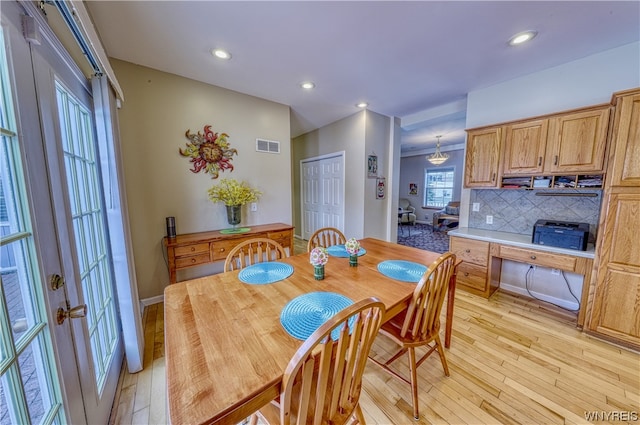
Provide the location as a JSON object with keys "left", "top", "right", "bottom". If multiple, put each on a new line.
{"left": 110, "top": 239, "right": 639, "bottom": 424}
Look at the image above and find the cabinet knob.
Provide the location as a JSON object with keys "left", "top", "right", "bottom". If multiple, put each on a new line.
{"left": 464, "top": 272, "right": 469, "bottom": 277}
{"left": 530, "top": 255, "right": 536, "bottom": 260}
{"left": 190, "top": 247, "right": 196, "bottom": 252}
{"left": 219, "top": 248, "right": 225, "bottom": 252}
{"left": 191, "top": 258, "right": 197, "bottom": 263}
{"left": 554, "top": 155, "right": 558, "bottom": 165}
{"left": 538, "top": 156, "right": 542, "bottom": 166}
{"left": 465, "top": 249, "right": 471, "bottom": 253}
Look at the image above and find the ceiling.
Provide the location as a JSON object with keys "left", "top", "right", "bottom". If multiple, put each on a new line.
{"left": 84, "top": 1, "right": 639, "bottom": 152}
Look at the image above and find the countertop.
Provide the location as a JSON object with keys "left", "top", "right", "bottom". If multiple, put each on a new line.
{"left": 448, "top": 227, "right": 596, "bottom": 259}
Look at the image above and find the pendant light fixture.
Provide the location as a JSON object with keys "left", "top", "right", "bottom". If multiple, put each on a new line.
{"left": 427, "top": 135, "right": 449, "bottom": 165}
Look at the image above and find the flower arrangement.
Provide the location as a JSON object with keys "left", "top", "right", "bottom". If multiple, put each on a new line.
{"left": 344, "top": 238, "right": 361, "bottom": 255}
{"left": 309, "top": 247, "right": 329, "bottom": 267}
{"left": 207, "top": 178, "right": 262, "bottom": 206}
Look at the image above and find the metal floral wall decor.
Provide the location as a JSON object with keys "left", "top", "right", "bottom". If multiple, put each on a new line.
{"left": 179, "top": 124, "right": 238, "bottom": 179}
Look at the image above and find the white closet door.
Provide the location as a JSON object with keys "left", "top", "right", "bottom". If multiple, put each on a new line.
{"left": 301, "top": 153, "right": 345, "bottom": 240}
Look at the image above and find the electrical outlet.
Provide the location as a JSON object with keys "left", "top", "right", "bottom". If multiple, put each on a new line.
{"left": 551, "top": 268, "right": 561, "bottom": 276}
{"left": 486, "top": 215, "right": 493, "bottom": 224}
{"left": 472, "top": 202, "right": 480, "bottom": 212}
{"left": 250, "top": 202, "right": 258, "bottom": 212}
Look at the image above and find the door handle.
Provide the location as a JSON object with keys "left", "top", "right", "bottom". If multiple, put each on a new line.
{"left": 57, "top": 303, "right": 87, "bottom": 325}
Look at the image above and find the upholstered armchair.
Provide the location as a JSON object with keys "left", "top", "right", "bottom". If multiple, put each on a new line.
{"left": 398, "top": 198, "right": 417, "bottom": 225}
{"left": 432, "top": 201, "right": 460, "bottom": 232}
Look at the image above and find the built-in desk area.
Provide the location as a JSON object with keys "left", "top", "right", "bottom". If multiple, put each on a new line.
{"left": 448, "top": 227, "right": 594, "bottom": 327}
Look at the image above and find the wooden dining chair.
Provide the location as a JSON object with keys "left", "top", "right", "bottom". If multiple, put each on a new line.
{"left": 223, "top": 237, "right": 288, "bottom": 272}
{"left": 306, "top": 227, "right": 346, "bottom": 252}
{"left": 368, "top": 252, "right": 457, "bottom": 420}
{"left": 251, "top": 298, "right": 385, "bottom": 425}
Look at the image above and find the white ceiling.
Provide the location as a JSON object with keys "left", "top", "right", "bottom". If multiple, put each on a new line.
{"left": 85, "top": 1, "right": 639, "bottom": 152}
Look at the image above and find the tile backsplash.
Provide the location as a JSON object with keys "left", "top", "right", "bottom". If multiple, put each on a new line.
{"left": 469, "top": 189, "right": 603, "bottom": 242}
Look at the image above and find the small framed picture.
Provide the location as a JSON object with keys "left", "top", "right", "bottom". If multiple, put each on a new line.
{"left": 376, "top": 177, "right": 386, "bottom": 199}
{"left": 409, "top": 183, "right": 418, "bottom": 195}
{"left": 367, "top": 155, "right": 378, "bottom": 178}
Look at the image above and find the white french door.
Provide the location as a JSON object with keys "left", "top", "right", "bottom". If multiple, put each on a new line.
{"left": 301, "top": 153, "right": 345, "bottom": 240}
{"left": 1, "top": 3, "right": 122, "bottom": 424}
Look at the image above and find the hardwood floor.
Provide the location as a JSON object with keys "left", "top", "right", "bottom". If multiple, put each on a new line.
{"left": 110, "top": 269, "right": 639, "bottom": 424}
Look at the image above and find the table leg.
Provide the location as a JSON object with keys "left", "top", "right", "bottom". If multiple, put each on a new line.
{"left": 445, "top": 270, "right": 457, "bottom": 348}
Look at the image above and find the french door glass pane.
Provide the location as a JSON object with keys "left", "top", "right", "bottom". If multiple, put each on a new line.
{"left": 0, "top": 30, "right": 64, "bottom": 425}
{"left": 55, "top": 83, "right": 118, "bottom": 393}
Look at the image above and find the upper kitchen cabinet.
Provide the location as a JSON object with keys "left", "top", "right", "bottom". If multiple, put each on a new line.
{"left": 502, "top": 119, "right": 548, "bottom": 175}
{"left": 607, "top": 90, "right": 640, "bottom": 187}
{"left": 544, "top": 106, "right": 611, "bottom": 174}
{"left": 464, "top": 126, "right": 502, "bottom": 187}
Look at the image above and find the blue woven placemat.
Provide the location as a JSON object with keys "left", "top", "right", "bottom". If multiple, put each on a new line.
{"left": 280, "top": 292, "right": 354, "bottom": 340}
{"left": 326, "top": 245, "right": 367, "bottom": 258}
{"left": 377, "top": 260, "right": 427, "bottom": 282}
{"left": 238, "top": 262, "right": 294, "bottom": 285}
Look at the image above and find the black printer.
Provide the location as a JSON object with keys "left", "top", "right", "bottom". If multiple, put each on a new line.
{"left": 532, "top": 220, "right": 589, "bottom": 251}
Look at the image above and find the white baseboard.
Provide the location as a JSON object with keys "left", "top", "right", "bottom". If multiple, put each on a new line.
{"left": 140, "top": 295, "right": 164, "bottom": 308}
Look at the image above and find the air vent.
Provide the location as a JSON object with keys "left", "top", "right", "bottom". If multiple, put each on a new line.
{"left": 256, "top": 138, "right": 280, "bottom": 154}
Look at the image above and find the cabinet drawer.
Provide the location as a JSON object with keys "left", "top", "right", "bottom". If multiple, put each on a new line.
{"left": 175, "top": 253, "right": 211, "bottom": 269}
{"left": 267, "top": 231, "right": 291, "bottom": 247}
{"left": 175, "top": 243, "right": 210, "bottom": 257}
{"left": 450, "top": 237, "right": 489, "bottom": 267}
{"left": 211, "top": 239, "right": 241, "bottom": 261}
{"left": 457, "top": 263, "right": 488, "bottom": 292}
{"left": 499, "top": 245, "right": 576, "bottom": 272}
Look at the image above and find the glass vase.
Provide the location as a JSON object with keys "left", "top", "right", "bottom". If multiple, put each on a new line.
{"left": 349, "top": 254, "right": 358, "bottom": 267}
{"left": 314, "top": 265, "right": 325, "bottom": 280}
{"left": 226, "top": 204, "right": 241, "bottom": 227}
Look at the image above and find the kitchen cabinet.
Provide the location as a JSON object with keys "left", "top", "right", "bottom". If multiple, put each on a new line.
{"left": 449, "top": 236, "right": 498, "bottom": 297}
{"left": 467, "top": 104, "right": 610, "bottom": 189}
{"left": 587, "top": 88, "right": 640, "bottom": 349}
{"left": 544, "top": 106, "right": 610, "bottom": 174}
{"left": 463, "top": 126, "right": 501, "bottom": 187}
{"left": 607, "top": 91, "right": 640, "bottom": 187}
{"left": 502, "top": 119, "right": 548, "bottom": 175}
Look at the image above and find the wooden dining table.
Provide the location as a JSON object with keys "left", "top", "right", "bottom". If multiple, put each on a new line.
{"left": 164, "top": 237, "right": 459, "bottom": 425}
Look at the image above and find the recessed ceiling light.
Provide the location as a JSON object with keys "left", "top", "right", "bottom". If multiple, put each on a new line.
{"left": 211, "top": 48, "right": 232, "bottom": 60}
{"left": 356, "top": 102, "right": 369, "bottom": 108}
{"left": 300, "top": 82, "right": 315, "bottom": 90}
{"left": 508, "top": 30, "right": 537, "bottom": 46}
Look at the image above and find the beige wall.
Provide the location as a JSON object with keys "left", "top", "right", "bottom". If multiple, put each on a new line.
{"left": 292, "top": 110, "right": 396, "bottom": 240}
{"left": 363, "top": 111, "right": 392, "bottom": 239}
{"left": 112, "top": 59, "right": 292, "bottom": 299}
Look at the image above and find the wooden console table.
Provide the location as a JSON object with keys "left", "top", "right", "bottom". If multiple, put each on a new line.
{"left": 163, "top": 222, "right": 294, "bottom": 283}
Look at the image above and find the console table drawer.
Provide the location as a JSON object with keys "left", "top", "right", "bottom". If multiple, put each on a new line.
{"left": 499, "top": 245, "right": 577, "bottom": 272}
{"left": 175, "top": 243, "right": 210, "bottom": 257}
{"left": 457, "top": 263, "right": 488, "bottom": 292}
{"left": 211, "top": 239, "right": 242, "bottom": 261}
{"left": 176, "top": 253, "right": 211, "bottom": 268}
{"left": 267, "top": 231, "right": 291, "bottom": 247}
{"left": 450, "top": 237, "right": 489, "bottom": 267}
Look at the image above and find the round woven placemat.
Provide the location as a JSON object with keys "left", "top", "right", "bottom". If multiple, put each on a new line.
{"left": 280, "top": 292, "right": 354, "bottom": 340}
{"left": 377, "top": 260, "right": 427, "bottom": 282}
{"left": 238, "top": 262, "right": 294, "bottom": 284}
{"left": 220, "top": 227, "right": 251, "bottom": 234}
